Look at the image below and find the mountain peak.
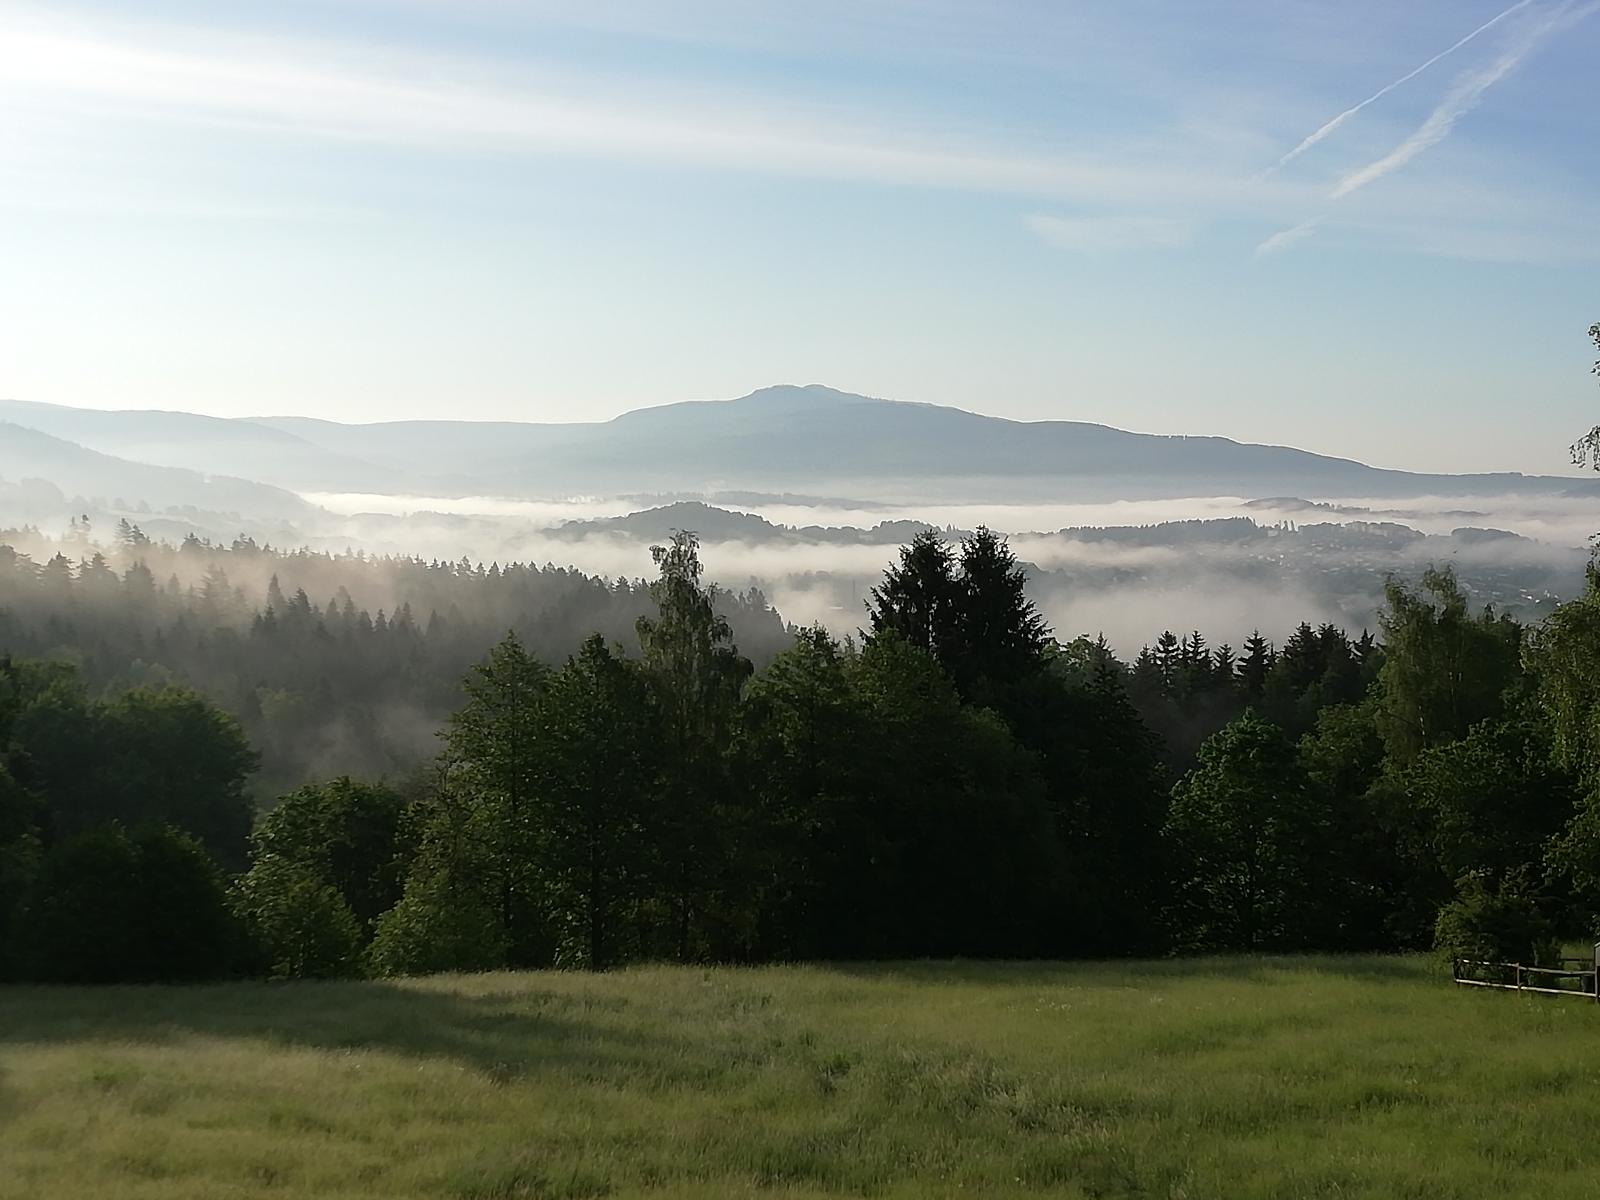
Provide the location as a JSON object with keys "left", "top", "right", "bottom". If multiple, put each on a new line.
{"left": 609, "top": 383, "right": 879, "bottom": 428}
{"left": 733, "top": 384, "right": 877, "bottom": 407}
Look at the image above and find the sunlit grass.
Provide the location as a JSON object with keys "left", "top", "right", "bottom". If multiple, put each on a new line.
{"left": 3, "top": 956, "right": 1597, "bottom": 1198}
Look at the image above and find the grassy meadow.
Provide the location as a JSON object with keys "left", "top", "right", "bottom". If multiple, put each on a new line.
{"left": 2, "top": 956, "right": 1598, "bottom": 1199}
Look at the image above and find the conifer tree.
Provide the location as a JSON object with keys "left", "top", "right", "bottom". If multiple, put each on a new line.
{"left": 865, "top": 529, "right": 958, "bottom": 658}
{"left": 947, "top": 526, "right": 1051, "bottom": 702}
{"left": 1237, "top": 631, "right": 1274, "bottom": 702}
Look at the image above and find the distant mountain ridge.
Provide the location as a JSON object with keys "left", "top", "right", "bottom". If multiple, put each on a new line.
{"left": 0, "top": 422, "right": 314, "bottom": 520}
{"left": 0, "top": 399, "right": 408, "bottom": 493}
{"left": 2, "top": 386, "right": 1593, "bottom": 504}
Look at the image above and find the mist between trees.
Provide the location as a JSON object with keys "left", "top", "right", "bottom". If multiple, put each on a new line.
{"left": 5, "top": 516, "right": 1600, "bottom": 981}
{"left": 0, "top": 522, "right": 794, "bottom": 797}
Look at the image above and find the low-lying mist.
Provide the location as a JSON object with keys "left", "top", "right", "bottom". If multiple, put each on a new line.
{"left": 302, "top": 489, "right": 1597, "bottom": 541}
{"left": 273, "top": 488, "right": 1597, "bottom": 654}
{"left": 8, "top": 481, "right": 1594, "bottom": 656}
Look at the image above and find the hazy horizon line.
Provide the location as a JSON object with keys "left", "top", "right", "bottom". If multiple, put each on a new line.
{"left": 0, "top": 386, "right": 1589, "bottom": 483}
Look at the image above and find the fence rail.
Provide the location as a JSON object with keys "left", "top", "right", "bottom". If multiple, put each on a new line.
{"left": 1452, "top": 946, "right": 1600, "bottom": 1001}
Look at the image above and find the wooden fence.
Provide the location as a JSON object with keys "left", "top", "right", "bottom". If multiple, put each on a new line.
{"left": 1452, "top": 944, "right": 1600, "bottom": 1000}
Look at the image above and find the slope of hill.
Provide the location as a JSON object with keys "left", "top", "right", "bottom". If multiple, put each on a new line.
{"left": 0, "top": 423, "right": 316, "bottom": 520}
{"left": 5, "top": 386, "right": 1594, "bottom": 504}
{"left": 256, "top": 414, "right": 584, "bottom": 479}
{"left": 265, "top": 384, "right": 1600, "bottom": 501}
{"left": 550, "top": 500, "right": 933, "bottom": 546}
{"left": 0, "top": 400, "right": 403, "bottom": 493}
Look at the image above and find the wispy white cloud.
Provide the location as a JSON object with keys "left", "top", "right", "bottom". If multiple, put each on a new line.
{"left": 0, "top": 2, "right": 1591, "bottom": 265}
{"left": 1332, "top": 2, "right": 1573, "bottom": 200}
{"left": 1025, "top": 213, "right": 1193, "bottom": 254}
{"left": 1262, "top": 0, "right": 1534, "bottom": 177}
{"left": 1256, "top": 0, "right": 1589, "bottom": 256}
{"left": 0, "top": 16, "right": 1272, "bottom": 212}
{"left": 1255, "top": 215, "right": 1325, "bottom": 257}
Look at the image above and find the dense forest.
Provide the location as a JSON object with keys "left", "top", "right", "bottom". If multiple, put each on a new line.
{"left": 4, "top": 513, "right": 1600, "bottom": 982}
{"left": 0, "top": 521, "right": 793, "bottom": 797}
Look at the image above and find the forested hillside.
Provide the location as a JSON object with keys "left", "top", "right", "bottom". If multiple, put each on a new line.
{"left": 4, "top": 519, "right": 1600, "bottom": 983}
{"left": 0, "top": 523, "right": 791, "bottom": 795}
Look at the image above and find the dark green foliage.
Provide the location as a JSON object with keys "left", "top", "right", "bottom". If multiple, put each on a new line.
{"left": 367, "top": 864, "right": 508, "bottom": 977}
{"left": 441, "top": 632, "right": 552, "bottom": 966}
{"left": 1526, "top": 565, "right": 1600, "bottom": 787}
{"left": 1237, "top": 631, "right": 1274, "bottom": 702}
{"left": 0, "top": 661, "right": 44, "bottom": 979}
{"left": 1527, "top": 568, "right": 1600, "bottom": 931}
{"left": 18, "top": 824, "right": 244, "bottom": 984}
{"left": 253, "top": 777, "right": 407, "bottom": 929}
{"left": 867, "top": 527, "right": 1051, "bottom": 709}
{"left": 0, "top": 819, "right": 39, "bottom": 982}
{"left": 1401, "top": 711, "right": 1575, "bottom": 885}
{"left": 532, "top": 635, "right": 660, "bottom": 969}
{"left": 5, "top": 661, "right": 103, "bottom": 837}
{"left": 14, "top": 512, "right": 1600, "bottom": 980}
{"left": 1544, "top": 794, "right": 1600, "bottom": 932}
{"left": 368, "top": 765, "right": 511, "bottom": 977}
{"left": 1166, "top": 714, "right": 1330, "bottom": 951}
{"left": 735, "top": 626, "right": 875, "bottom": 959}
{"left": 1299, "top": 702, "right": 1386, "bottom": 804}
{"left": 16, "top": 827, "right": 142, "bottom": 984}
{"left": 232, "top": 855, "right": 364, "bottom": 979}
{"left": 1376, "top": 567, "right": 1522, "bottom": 764}
{"left": 848, "top": 633, "right": 1058, "bottom": 958}
{"left": 96, "top": 687, "right": 259, "bottom": 868}
{"left": 1296, "top": 702, "right": 1409, "bottom": 948}
{"left": 945, "top": 527, "right": 1051, "bottom": 704}
{"left": 636, "top": 531, "right": 752, "bottom": 960}
{"left": 1260, "top": 624, "right": 1366, "bottom": 738}
{"left": 1433, "top": 872, "right": 1557, "bottom": 971}
{"left": 5, "top": 664, "right": 256, "bottom": 866}
{"left": 866, "top": 529, "right": 959, "bottom": 657}
{"left": 1005, "top": 657, "right": 1169, "bottom": 955}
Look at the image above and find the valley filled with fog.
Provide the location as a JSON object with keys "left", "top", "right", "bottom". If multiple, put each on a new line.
{"left": 293, "top": 488, "right": 1592, "bottom": 652}
{"left": 7, "top": 479, "right": 1595, "bottom": 656}
{"left": 2, "top": 387, "right": 1597, "bottom": 657}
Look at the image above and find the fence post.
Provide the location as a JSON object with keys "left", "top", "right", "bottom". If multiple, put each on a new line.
{"left": 1593, "top": 942, "right": 1599, "bottom": 1002}
{"left": 1516, "top": 964, "right": 1523, "bottom": 993}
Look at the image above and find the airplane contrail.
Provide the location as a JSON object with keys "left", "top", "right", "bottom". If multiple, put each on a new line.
{"left": 1262, "top": 0, "right": 1535, "bottom": 177}
{"left": 1332, "top": 0, "right": 1573, "bottom": 199}
{"left": 1254, "top": 215, "right": 1324, "bottom": 257}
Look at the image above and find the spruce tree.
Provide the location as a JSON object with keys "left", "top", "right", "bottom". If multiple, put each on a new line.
{"left": 865, "top": 529, "right": 958, "bottom": 658}
{"left": 1237, "top": 631, "right": 1274, "bottom": 702}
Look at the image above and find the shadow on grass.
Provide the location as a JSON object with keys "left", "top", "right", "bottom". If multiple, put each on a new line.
{"left": 832, "top": 953, "right": 1431, "bottom": 989}
{"left": 0, "top": 976, "right": 669, "bottom": 1084}
{"left": 0, "top": 954, "right": 1441, "bottom": 1091}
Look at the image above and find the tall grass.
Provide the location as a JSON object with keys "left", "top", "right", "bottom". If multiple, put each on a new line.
{"left": 1, "top": 956, "right": 1596, "bottom": 1198}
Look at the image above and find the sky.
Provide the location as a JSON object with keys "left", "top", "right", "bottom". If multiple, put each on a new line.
{"left": 0, "top": 0, "right": 1596, "bottom": 475}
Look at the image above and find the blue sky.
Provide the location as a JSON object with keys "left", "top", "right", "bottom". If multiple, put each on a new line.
{"left": 0, "top": 0, "right": 1595, "bottom": 474}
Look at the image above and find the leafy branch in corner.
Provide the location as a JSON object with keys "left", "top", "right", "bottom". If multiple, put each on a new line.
{"left": 1569, "top": 322, "right": 1600, "bottom": 470}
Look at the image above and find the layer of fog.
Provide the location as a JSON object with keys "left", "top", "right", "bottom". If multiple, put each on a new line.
{"left": 281, "top": 521, "right": 1581, "bottom": 655}
{"left": 300, "top": 489, "right": 1600, "bottom": 550}
{"left": 9, "top": 483, "right": 1594, "bottom": 658}
{"left": 186, "top": 486, "right": 1600, "bottom": 656}
{"left": 302, "top": 492, "right": 644, "bottom": 522}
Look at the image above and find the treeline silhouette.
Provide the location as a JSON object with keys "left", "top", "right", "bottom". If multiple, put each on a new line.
{"left": 3, "top": 524, "right": 1599, "bottom": 980}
